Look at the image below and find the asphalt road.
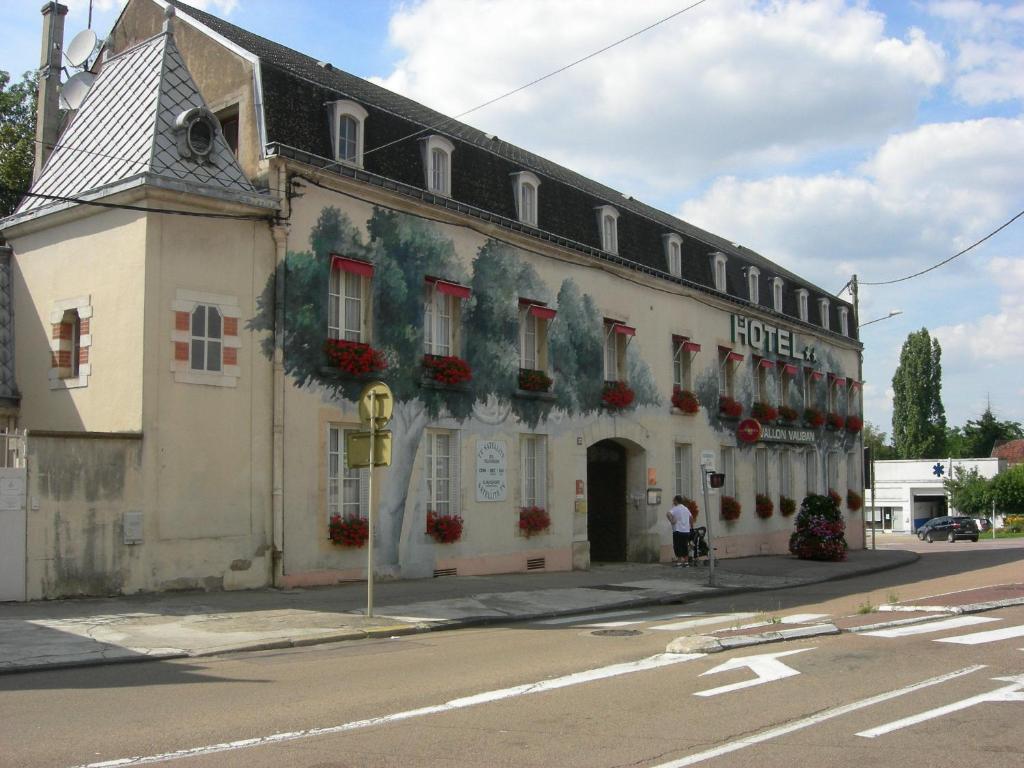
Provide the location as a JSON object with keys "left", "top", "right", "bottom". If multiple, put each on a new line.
{"left": 2, "top": 537, "right": 1021, "bottom": 768}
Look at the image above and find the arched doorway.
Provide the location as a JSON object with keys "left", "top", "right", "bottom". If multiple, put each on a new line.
{"left": 587, "top": 439, "right": 627, "bottom": 561}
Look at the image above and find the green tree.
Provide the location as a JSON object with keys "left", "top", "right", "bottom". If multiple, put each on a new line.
{"left": 863, "top": 420, "right": 897, "bottom": 460}
{"left": 943, "top": 466, "right": 992, "bottom": 517}
{"left": 891, "top": 328, "right": 946, "bottom": 459}
{"left": 991, "top": 464, "right": 1024, "bottom": 516}
{"left": 943, "top": 426, "right": 969, "bottom": 458}
{"left": 0, "top": 70, "right": 36, "bottom": 218}
{"left": 959, "top": 406, "right": 1024, "bottom": 458}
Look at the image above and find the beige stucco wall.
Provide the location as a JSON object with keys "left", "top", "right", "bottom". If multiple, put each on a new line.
{"left": 11, "top": 207, "right": 146, "bottom": 432}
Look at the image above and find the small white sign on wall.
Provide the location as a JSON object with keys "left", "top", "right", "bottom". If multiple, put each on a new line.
{"left": 476, "top": 440, "right": 507, "bottom": 502}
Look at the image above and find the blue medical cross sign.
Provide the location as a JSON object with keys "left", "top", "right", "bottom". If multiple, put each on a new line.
{"left": 933, "top": 463, "right": 945, "bottom": 477}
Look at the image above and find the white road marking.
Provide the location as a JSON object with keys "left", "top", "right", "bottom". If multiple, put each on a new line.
{"left": 857, "top": 674, "right": 1024, "bottom": 738}
{"left": 650, "top": 665, "right": 986, "bottom": 767}
{"left": 780, "top": 613, "right": 830, "bottom": 624}
{"left": 935, "top": 624, "right": 1024, "bottom": 645}
{"left": 534, "top": 609, "right": 647, "bottom": 625}
{"left": 862, "top": 615, "right": 998, "bottom": 638}
{"left": 694, "top": 648, "right": 811, "bottom": 697}
{"left": 584, "top": 612, "right": 702, "bottom": 629}
{"left": 68, "top": 652, "right": 705, "bottom": 768}
{"left": 652, "top": 613, "right": 759, "bottom": 631}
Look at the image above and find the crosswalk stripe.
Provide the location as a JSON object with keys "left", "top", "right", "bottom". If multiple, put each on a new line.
{"left": 936, "top": 624, "right": 1024, "bottom": 645}
{"left": 862, "top": 616, "right": 998, "bottom": 638}
{"left": 781, "top": 613, "right": 830, "bottom": 624}
{"left": 652, "top": 613, "right": 759, "bottom": 632}
{"left": 535, "top": 609, "right": 646, "bottom": 625}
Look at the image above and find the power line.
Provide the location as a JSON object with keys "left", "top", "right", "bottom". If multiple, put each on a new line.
{"left": 860, "top": 208, "right": 1024, "bottom": 286}
{"left": 361, "top": 0, "right": 712, "bottom": 160}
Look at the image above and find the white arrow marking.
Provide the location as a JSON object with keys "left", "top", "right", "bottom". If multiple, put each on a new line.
{"left": 935, "top": 624, "right": 1024, "bottom": 645}
{"left": 862, "top": 615, "right": 997, "bottom": 638}
{"left": 695, "top": 648, "right": 812, "bottom": 697}
{"left": 857, "top": 674, "right": 1024, "bottom": 738}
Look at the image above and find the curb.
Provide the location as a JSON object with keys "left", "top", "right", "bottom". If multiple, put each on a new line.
{"left": 666, "top": 623, "right": 841, "bottom": 654}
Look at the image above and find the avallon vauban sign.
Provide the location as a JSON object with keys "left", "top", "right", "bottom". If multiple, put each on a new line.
{"left": 756, "top": 424, "right": 817, "bottom": 445}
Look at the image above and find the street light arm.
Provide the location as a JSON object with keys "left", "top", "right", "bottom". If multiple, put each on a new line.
{"left": 860, "top": 310, "right": 903, "bottom": 327}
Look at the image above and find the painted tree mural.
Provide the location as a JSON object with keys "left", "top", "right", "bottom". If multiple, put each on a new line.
{"left": 252, "top": 206, "right": 658, "bottom": 576}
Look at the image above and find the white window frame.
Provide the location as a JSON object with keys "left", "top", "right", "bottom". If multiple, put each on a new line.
{"left": 818, "top": 297, "right": 830, "bottom": 330}
{"left": 604, "top": 320, "right": 631, "bottom": 381}
{"left": 755, "top": 359, "right": 772, "bottom": 403}
{"left": 663, "top": 233, "right": 683, "bottom": 278}
{"left": 328, "top": 100, "right": 368, "bottom": 167}
{"left": 672, "top": 337, "right": 693, "bottom": 390}
{"left": 847, "top": 450, "right": 860, "bottom": 491}
{"left": 595, "top": 205, "right": 620, "bottom": 254}
{"left": 839, "top": 306, "right": 849, "bottom": 336}
{"left": 755, "top": 447, "right": 768, "bottom": 496}
{"left": 512, "top": 171, "right": 540, "bottom": 227}
{"left": 803, "top": 368, "right": 818, "bottom": 408}
{"left": 171, "top": 289, "right": 241, "bottom": 388}
{"left": 327, "top": 425, "right": 369, "bottom": 522}
{"left": 521, "top": 434, "right": 547, "bottom": 509}
{"left": 718, "top": 347, "right": 740, "bottom": 397}
{"left": 805, "top": 449, "right": 818, "bottom": 495}
{"left": 421, "top": 135, "right": 455, "bottom": 196}
{"left": 747, "top": 267, "right": 760, "bottom": 304}
{"left": 711, "top": 252, "right": 727, "bottom": 292}
{"left": 329, "top": 267, "right": 371, "bottom": 343}
{"left": 797, "top": 289, "right": 809, "bottom": 322}
{"left": 519, "top": 303, "right": 553, "bottom": 373}
{"left": 425, "top": 430, "right": 460, "bottom": 518}
{"left": 721, "top": 447, "right": 736, "bottom": 498}
{"left": 48, "top": 295, "right": 92, "bottom": 390}
{"left": 779, "top": 449, "right": 792, "bottom": 499}
{"left": 778, "top": 364, "right": 790, "bottom": 408}
{"left": 190, "top": 304, "right": 223, "bottom": 373}
{"left": 424, "top": 283, "right": 459, "bottom": 357}
{"left": 771, "top": 278, "right": 784, "bottom": 312}
{"left": 674, "top": 443, "right": 692, "bottom": 500}
{"left": 827, "top": 450, "right": 841, "bottom": 493}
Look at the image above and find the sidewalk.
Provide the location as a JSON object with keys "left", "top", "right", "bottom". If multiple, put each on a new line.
{"left": 0, "top": 549, "right": 919, "bottom": 674}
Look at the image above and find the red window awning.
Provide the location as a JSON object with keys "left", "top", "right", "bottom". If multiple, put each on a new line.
{"left": 807, "top": 369, "right": 824, "bottom": 381}
{"left": 719, "top": 346, "right": 744, "bottom": 364}
{"left": 427, "top": 277, "right": 471, "bottom": 299}
{"left": 758, "top": 358, "right": 775, "bottom": 369}
{"left": 331, "top": 254, "right": 374, "bottom": 278}
{"left": 778, "top": 362, "right": 799, "bottom": 376}
{"left": 672, "top": 335, "right": 701, "bottom": 353}
{"left": 611, "top": 323, "right": 635, "bottom": 337}
{"left": 829, "top": 374, "right": 847, "bottom": 387}
{"left": 528, "top": 305, "right": 557, "bottom": 320}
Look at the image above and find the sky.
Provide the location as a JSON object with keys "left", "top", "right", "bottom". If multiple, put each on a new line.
{"left": 3, "top": 0, "right": 1023, "bottom": 443}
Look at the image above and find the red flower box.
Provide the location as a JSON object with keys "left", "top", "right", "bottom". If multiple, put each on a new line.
{"left": 804, "top": 407, "right": 825, "bottom": 427}
{"left": 845, "top": 415, "right": 863, "bottom": 433}
{"left": 827, "top": 412, "right": 845, "bottom": 430}
{"left": 681, "top": 497, "right": 700, "bottom": 520}
{"left": 519, "top": 506, "right": 551, "bottom": 537}
{"left": 755, "top": 493, "right": 774, "bottom": 518}
{"left": 324, "top": 339, "right": 386, "bottom": 376}
{"left": 602, "top": 381, "right": 635, "bottom": 410}
{"left": 328, "top": 514, "right": 370, "bottom": 547}
{"left": 423, "top": 354, "right": 472, "bottom": 386}
{"left": 671, "top": 388, "right": 700, "bottom": 414}
{"left": 426, "top": 510, "right": 464, "bottom": 543}
{"left": 721, "top": 495, "right": 742, "bottom": 521}
{"left": 518, "top": 368, "right": 553, "bottom": 392}
{"left": 847, "top": 490, "right": 863, "bottom": 511}
{"left": 828, "top": 488, "right": 843, "bottom": 509}
{"left": 779, "top": 496, "right": 796, "bottom": 516}
{"left": 752, "top": 402, "right": 778, "bottom": 422}
{"left": 719, "top": 396, "right": 743, "bottom": 418}
{"left": 778, "top": 405, "right": 799, "bottom": 423}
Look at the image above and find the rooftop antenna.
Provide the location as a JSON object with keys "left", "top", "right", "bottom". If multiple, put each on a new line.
{"left": 65, "top": 28, "right": 97, "bottom": 69}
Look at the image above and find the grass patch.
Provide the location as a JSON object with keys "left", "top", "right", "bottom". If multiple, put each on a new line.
{"left": 857, "top": 597, "right": 876, "bottom": 615}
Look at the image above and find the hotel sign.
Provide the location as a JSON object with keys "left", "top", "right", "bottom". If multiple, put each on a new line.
{"left": 731, "top": 314, "right": 816, "bottom": 363}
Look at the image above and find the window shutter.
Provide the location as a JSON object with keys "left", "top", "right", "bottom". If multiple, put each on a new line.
{"left": 450, "top": 431, "right": 461, "bottom": 518}
{"left": 520, "top": 438, "right": 529, "bottom": 505}
{"left": 425, "top": 432, "right": 434, "bottom": 511}
{"left": 536, "top": 437, "right": 547, "bottom": 509}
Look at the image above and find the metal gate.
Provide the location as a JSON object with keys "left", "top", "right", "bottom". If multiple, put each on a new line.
{"left": 0, "top": 430, "right": 26, "bottom": 601}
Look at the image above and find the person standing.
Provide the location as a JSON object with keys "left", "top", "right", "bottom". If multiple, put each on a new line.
{"left": 666, "top": 495, "right": 693, "bottom": 567}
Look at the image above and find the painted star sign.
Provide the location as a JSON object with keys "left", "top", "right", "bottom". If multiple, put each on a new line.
{"left": 933, "top": 463, "right": 945, "bottom": 477}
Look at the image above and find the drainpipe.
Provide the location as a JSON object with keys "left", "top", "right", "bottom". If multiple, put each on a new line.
{"left": 34, "top": 3, "right": 68, "bottom": 179}
{"left": 270, "top": 161, "right": 289, "bottom": 586}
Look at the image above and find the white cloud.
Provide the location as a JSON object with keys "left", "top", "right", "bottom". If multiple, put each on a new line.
{"left": 374, "top": 0, "right": 944, "bottom": 193}
{"left": 934, "top": 256, "right": 1024, "bottom": 362}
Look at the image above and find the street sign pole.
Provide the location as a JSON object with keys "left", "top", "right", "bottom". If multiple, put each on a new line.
{"left": 366, "top": 389, "right": 376, "bottom": 618}
{"left": 701, "top": 465, "right": 717, "bottom": 587}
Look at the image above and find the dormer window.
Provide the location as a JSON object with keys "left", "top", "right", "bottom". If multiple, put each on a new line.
{"left": 711, "top": 252, "right": 727, "bottom": 292}
{"left": 329, "top": 100, "right": 368, "bottom": 166}
{"left": 818, "top": 298, "right": 830, "bottom": 330}
{"left": 839, "top": 306, "right": 849, "bottom": 336}
{"left": 797, "top": 289, "right": 809, "bottom": 322}
{"left": 747, "top": 267, "right": 760, "bottom": 304}
{"left": 421, "top": 135, "right": 455, "bottom": 196}
{"left": 771, "top": 278, "right": 784, "bottom": 312}
{"left": 512, "top": 171, "right": 540, "bottom": 226}
{"left": 663, "top": 234, "right": 682, "bottom": 277}
{"left": 595, "top": 206, "right": 619, "bottom": 254}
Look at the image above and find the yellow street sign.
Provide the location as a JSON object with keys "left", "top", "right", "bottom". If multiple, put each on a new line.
{"left": 346, "top": 430, "right": 392, "bottom": 468}
{"left": 358, "top": 381, "right": 394, "bottom": 429}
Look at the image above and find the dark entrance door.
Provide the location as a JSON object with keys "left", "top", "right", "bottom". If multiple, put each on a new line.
{"left": 587, "top": 440, "right": 627, "bottom": 561}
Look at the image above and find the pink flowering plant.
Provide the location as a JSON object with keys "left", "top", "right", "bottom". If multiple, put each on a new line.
{"left": 788, "top": 493, "right": 848, "bottom": 561}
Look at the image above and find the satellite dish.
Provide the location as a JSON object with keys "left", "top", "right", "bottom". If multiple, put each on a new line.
{"left": 65, "top": 29, "right": 98, "bottom": 69}
{"left": 59, "top": 71, "right": 96, "bottom": 110}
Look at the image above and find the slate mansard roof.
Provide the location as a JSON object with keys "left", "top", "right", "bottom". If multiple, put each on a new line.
{"left": 178, "top": 0, "right": 856, "bottom": 340}
{"left": 7, "top": 24, "right": 276, "bottom": 224}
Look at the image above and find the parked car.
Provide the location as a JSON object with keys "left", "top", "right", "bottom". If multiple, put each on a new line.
{"left": 973, "top": 517, "right": 993, "bottom": 533}
{"left": 916, "top": 516, "right": 979, "bottom": 543}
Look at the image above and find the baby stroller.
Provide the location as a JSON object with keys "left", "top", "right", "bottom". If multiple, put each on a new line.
{"left": 690, "top": 526, "right": 709, "bottom": 566}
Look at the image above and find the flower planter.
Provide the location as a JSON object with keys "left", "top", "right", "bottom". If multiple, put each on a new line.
{"left": 518, "top": 506, "right": 551, "bottom": 537}
{"left": 681, "top": 497, "right": 700, "bottom": 520}
{"left": 755, "top": 493, "right": 774, "bottom": 519}
{"left": 751, "top": 402, "right": 778, "bottom": 422}
{"left": 422, "top": 354, "right": 472, "bottom": 386}
{"left": 826, "top": 412, "right": 845, "bottom": 430}
{"left": 804, "top": 407, "right": 825, "bottom": 428}
{"left": 845, "top": 415, "right": 863, "bottom": 433}
{"left": 426, "top": 510, "right": 464, "bottom": 543}
{"left": 328, "top": 514, "right": 370, "bottom": 547}
{"left": 779, "top": 495, "right": 796, "bottom": 517}
{"left": 602, "top": 381, "right": 635, "bottom": 410}
{"left": 671, "top": 388, "right": 700, "bottom": 414}
{"left": 828, "top": 488, "right": 843, "bottom": 509}
{"left": 324, "top": 339, "right": 387, "bottom": 377}
{"left": 788, "top": 493, "right": 848, "bottom": 561}
{"left": 721, "top": 495, "right": 741, "bottom": 521}
{"left": 718, "top": 396, "right": 743, "bottom": 419}
{"left": 778, "top": 406, "right": 799, "bottom": 424}
{"left": 518, "top": 368, "right": 553, "bottom": 393}
{"left": 847, "top": 490, "right": 863, "bottom": 511}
